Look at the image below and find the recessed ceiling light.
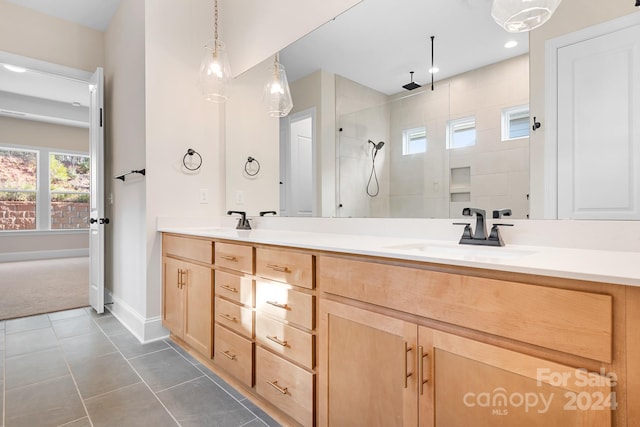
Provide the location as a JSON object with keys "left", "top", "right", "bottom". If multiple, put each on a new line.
{"left": 504, "top": 40, "right": 518, "bottom": 49}
{"left": 428, "top": 67, "right": 440, "bottom": 74}
{"left": 71, "top": 102, "right": 82, "bottom": 107}
{"left": 3, "top": 64, "right": 27, "bottom": 73}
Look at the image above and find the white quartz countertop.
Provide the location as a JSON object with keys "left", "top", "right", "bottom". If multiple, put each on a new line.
{"left": 157, "top": 225, "right": 640, "bottom": 287}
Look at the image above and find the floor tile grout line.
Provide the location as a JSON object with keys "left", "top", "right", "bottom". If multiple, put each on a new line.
{"left": 238, "top": 417, "right": 264, "bottom": 427}
{"left": 4, "top": 373, "right": 74, "bottom": 393}
{"left": 56, "top": 415, "right": 91, "bottom": 427}
{"left": 163, "top": 339, "right": 201, "bottom": 366}
{"left": 154, "top": 374, "right": 206, "bottom": 394}
{"left": 236, "top": 399, "right": 275, "bottom": 426}
{"left": 54, "top": 318, "right": 96, "bottom": 427}
{"left": 126, "top": 345, "right": 173, "bottom": 361}
{"left": 82, "top": 380, "right": 144, "bottom": 402}
{"left": 95, "top": 318, "right": 183, "bottom": 427}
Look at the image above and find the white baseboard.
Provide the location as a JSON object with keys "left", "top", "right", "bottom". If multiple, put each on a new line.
{"left": 0, "top": 248, "right": 89, "bottom": 262}
{"left": 105, "top": 290, "right": 169, "bottom": 344}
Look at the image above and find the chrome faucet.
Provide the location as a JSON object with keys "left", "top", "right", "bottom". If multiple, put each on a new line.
{"left": 454, "top": 208, "right": 513, "bottom": 247}
{"left": 227, "top": 210, "right": 252, "bottom": 230}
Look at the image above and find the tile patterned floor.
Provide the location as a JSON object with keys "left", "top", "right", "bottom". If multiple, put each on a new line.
{"left": 0, "top": 308, "right": 280, "bottom": 427}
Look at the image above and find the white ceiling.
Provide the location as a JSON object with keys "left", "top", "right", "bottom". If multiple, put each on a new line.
{"left": 280, "top": 0, "right": 529, "bottom": 95}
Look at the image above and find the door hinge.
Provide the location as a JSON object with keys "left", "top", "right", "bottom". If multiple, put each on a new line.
{"left": 100, "top": 108, "right": 103, "bottom": 127}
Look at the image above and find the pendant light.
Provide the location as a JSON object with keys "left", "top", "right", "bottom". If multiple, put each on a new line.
{"left": 264, "top": 52, "right": 293, "bottom": 117}
{"left": 199, "top": 0, "right": 231, "bottom": 103}
{"left": 491, "top": 0, "right": 563, "bottom": 33}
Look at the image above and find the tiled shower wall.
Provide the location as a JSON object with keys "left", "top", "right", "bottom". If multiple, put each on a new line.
{"left": 335, "top": 54, "right": 529, "bottom": 218}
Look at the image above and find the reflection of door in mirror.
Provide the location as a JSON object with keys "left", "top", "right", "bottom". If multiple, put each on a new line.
{"left": 555, "top": 20, "right": 640, "bottom": 220}
{"left": 280, "top": 108, "right": 316, "bottom": 217}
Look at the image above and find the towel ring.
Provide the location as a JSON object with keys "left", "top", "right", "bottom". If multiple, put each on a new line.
{"left": 183, "top": 148, "right": 202, "bottom": 171}
{"left": 245, "top": 156, "right": 260, "bottom": 176}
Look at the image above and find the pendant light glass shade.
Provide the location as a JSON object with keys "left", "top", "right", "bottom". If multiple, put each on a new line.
{"left": 491, "top": 0, "right": 563, "bottom": 33}
{"left": 199, "top": 39, "right": 231, "bottom": 103}
{"left": 264, "top": 54, "right": 293, "bottom": 117}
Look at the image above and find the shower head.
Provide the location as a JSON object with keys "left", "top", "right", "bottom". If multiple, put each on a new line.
{"left": 402, "top": 71, "right": 421, "bottom": 91}
{"left": 368, "top": 140, "right": 385, "bottom": 151}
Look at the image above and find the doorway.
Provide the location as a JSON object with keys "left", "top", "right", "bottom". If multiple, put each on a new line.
{"left": 279, "top": 108, "right": 317, "bottom": 217}
{"left": 0, "top": 51, "right": 104, "bottom": 319}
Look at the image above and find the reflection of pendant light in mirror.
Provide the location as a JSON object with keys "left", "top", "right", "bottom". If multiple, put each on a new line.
{"left": 199, "top": 0, "right": 231, "bottom": 103}
{"left": 264, "top": 53, "right": 293, "bottom": 117}
{"left": 491, "top": 0, "right": 563, "bottom": 33}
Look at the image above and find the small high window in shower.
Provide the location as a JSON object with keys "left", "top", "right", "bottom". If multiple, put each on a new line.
{"left": 402, "top": 127, "right": 427, "bottom": 155}
{"left": 447, "top": 116, "right": 476, "bottom": 149}
{"left": 501, "top": 105, "right": 530, "bottom": 141}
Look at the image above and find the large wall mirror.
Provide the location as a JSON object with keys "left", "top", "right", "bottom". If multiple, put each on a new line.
{"left": 224, "top": 0, "right": 639, "bottom": 221}
{"left": 228, "top": 0, "right": 531, "bottom": 220}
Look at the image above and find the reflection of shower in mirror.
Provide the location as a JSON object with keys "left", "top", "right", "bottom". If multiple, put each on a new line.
{"left": 367, "top": 139, "right": 385, "bottom": 197}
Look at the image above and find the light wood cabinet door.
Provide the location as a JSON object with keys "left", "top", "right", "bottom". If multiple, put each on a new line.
{"left": 163, "top": 257, "right": 185, "bottom": 337}
{"left": 419, "top": 328, "right": 613, "bottom": 427}
{"left": 319, "top": 299, "right": 418, "bottom": 427}
{"left": 183, "top": 262, "right": 213, "bottom": 357}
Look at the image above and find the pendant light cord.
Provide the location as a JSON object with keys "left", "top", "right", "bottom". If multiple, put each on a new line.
{"left": 214, "top": 0, "right": 219, "bottom": 43}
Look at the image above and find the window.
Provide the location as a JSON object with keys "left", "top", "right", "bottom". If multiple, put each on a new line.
{"left": 0, "top": 148, "right": 38, "bottom": 230}
{"left": 447, "top": 117, "right": 476, "bottom": 149}
{"left": 402, "top": 127, "right": 427, "bottom": 155}
{"left": 502, "top": 105, "right": 530, "bottom": 140}
{"left": 0, "top": 146, "right": 90, "bottom": 231}
{"left": 50, "top": 153, "right": 90, "bottom": 230}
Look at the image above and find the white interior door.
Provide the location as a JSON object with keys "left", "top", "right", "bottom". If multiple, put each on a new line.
{"left": 280, "top": 109, "right": 316, "bottom": 217}
{"left": 89, "top": 67, "right": 105, "bottom": 314}
{"left": 557, "top": 24, "right": 640, "bottom": 219}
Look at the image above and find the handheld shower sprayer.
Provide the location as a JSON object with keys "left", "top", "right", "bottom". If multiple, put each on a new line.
{"left": 367, "top": 139, "right": 385, "bottom": 197}
{"left": 368, "top": 140, "right": 385, "bottom": 151}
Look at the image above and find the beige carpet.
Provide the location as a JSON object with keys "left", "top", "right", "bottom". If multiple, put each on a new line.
{"left": 0, "top": 257, "right": 89, "bottom": 320}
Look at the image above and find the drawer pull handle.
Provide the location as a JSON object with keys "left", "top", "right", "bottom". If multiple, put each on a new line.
{"left": 221, "top": 284, "right": 238, "bottom": 293}
{"left": 220, "top": 255, "right": 238, "bottom": 262}
{"left": 266, "top": 264, "right": 290, "bottom": 273}
{"left": 267, "top": 335, "right": 288, "bottom": 347}
{"left": 404, "top": 342, "right": 413, "bottom": 389}
{"left": 266, "top": 301, "right": 290, "bottom": 310}
{"left": 418, "top": 345, "right": 429, "bottom": 395}
{"left": 219, "top": 313, "right": 238, "bottom": 322}
{"left": 266, "top": 380, "right": 288, "bottom": 395}
{"left": 221, "top": 350, "right": 237, "bottom": 360}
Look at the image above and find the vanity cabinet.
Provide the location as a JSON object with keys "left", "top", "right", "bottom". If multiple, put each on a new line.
{"left": 254, "top": 247, "right": 316, "bottom": 427}
{"left": 162, "top": 234, "right": 213, "bottom": 357}
{"left": 318, "top": 255, "right": 615, "bottom": 427}
{"left": 212, "top": 242, "right": 255, "bottom": 388}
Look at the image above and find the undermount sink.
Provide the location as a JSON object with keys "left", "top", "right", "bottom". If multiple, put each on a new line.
{"left": 383, "top": 242, "right": 536, "bottom": 261}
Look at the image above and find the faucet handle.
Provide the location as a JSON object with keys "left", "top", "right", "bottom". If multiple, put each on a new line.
{"left": 487, "top": 223, "right": 513, "bottom": 246}
{"left": 453, "top": 222, "right": 473, "bottom": 240}
{"left": 492, "top": 209, "right": 512, "bottom": 219}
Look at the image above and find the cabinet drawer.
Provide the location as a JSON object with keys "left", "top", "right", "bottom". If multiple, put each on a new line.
{"left": 256, "top": 247, "right": 314, "bottom": 289}
{"left": 215, "top": 242, "right": 253, "bottom": 274}
{"left": 256, "top": 313, "right": 315, "bottom": 369}
{"left": 256, "top": 347, "right": 314, "bottom": 427}
{"left": 215, "top": 297, "right": 254, "bottom": 338}
{"left": 214, "top": 324, "right": 253, "bottom": 388}
{"left": 256, "top": 281, "right": 314, "bottom": 330}
{"left": 215, "top": 270, "right": 254, "bottom": 307}
{"left": 163, "top": 234, "right": 212, "bottom": 264}
{"left": 317, "top": 255, "right": 613, "bottom": 363}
